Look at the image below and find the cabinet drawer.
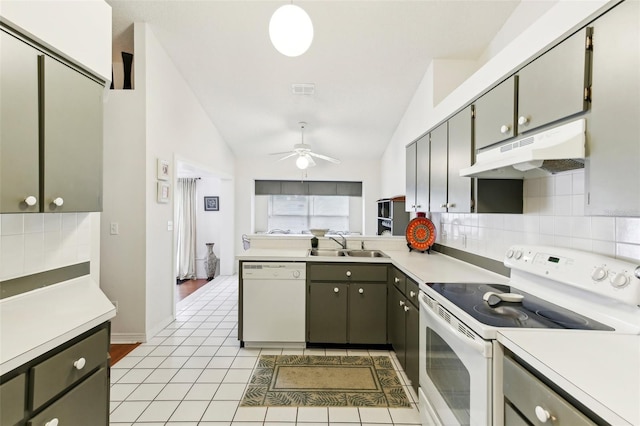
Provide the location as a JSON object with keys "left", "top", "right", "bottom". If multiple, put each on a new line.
{"left": 309, "top": 264, "right": 388, "bottom": 282}
{"left": 406, "top": 279, "right": 419, "bottom": 307}
{"left": 1, "top": 373, "right": 26, "bottom": 426}
{"left": 30, "top": 327, "right": 108, "bottom": 410}
{"left": 390, "top": 268, "right": 406, "bottom": 293}
{"left": 28, "top": 367, "right": 108, "bottom": 426}
{"left": 503, "top": 356, "right": 596, "bottom": 425}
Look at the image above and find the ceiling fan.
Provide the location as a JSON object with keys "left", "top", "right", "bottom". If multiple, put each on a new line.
{"left": 271, "top": 122, "right": 341, "bottom": 169}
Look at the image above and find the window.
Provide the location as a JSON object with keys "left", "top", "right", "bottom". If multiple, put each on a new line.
{"left": 268, "top": 195, "right": 350, "bottom": 233}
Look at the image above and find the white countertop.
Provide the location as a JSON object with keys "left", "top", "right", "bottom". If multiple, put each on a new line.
{"left": 498, "top": 329, "right": 640, "bottom": 426}
{"left": 0, "top": 276, "right": 116, "bottom": 375}
{"left": 238, "top": 247, "right": 509, "bottom": 285}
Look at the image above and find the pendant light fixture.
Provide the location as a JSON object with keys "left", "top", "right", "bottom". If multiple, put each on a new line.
{"left": 269, "top": 3, "right": 314, "bottom": 57}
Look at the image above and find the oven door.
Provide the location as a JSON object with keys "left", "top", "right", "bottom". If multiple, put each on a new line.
{"left": 419, "top": 291, "right": 493, "bottom": 426}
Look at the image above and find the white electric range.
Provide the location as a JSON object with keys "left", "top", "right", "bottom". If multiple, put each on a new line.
{"left": 417, "top": 245, "right": 640, "bottom": 426}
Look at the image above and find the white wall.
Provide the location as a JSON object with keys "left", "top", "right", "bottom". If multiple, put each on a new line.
{"left": 101, "top": 23, "right": 236, "bottom": 342}
{"left": 380, "top": 0, "right": 639, "bottom": 263}
{"left": 234, "top": 157, "right": 381, "bottom": 264}
{"left": 0, "top": 0, "right": 112, "bottom": 80}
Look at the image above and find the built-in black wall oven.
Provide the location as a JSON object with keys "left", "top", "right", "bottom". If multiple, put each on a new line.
{"left": 417, "top": 245, "right": 640, "bottom": 426}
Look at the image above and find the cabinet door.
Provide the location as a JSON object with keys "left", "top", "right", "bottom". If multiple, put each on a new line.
{"left": 405, "top": 301, "right": 420, "bottom": 394}
{"left": 474, "top": 76, "right": 516, "bottom": 150}
{"left": 349, "top": 283, "right": 386, "bottom": 344}
{"left": 517, "top": 27, "right": 590, "bottom": 135}
{"left": 405, "top": 142, "right": 417, "bottom": 212}
{"left": 447, "top": 106, "right": 473, "bottom": 213}
{"left": 586, "top": 0, "right": 640, "bottom": 216}
{"left": 42, "top": 56, "right": 103, "bottom": 212}
{"left": 0, "top": 31, "right": 40, "bottom": 213}
{"left": 308, "top": 283, "right": 348, "bottom": 343}
{"left": 415, "top": 133, "right": 430, "bottom": 212}
{"left": 0, "top": 373, "right": 25, "bottom": 426}
{"left": 429, "top": 123, "right": 448, "bottom": 213}
{"left": 388, "top": 286, "right": 406, "bottom": 368}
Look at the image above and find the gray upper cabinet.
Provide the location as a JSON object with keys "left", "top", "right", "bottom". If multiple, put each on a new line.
{"left": 429, "top": 123, "right": 448, "bottom": 213}
{"left": 447, "top": 106, "right": 474, "bottom": 213}
{"left": 0, "top": 31, "right": 40, "bottom": 213}
{"left": 517, "top": 27, "right": 591, "bottom": 135}
{"left": 405, "top": 134, "right": 429, "bottom": 212}
{"left": 473, "top": 76, "right": 516, "bottom": 150}
{"left": 42, "top": 55, "right": 104, "bottom": 212}
{"left": 0, "top": 28, "right": 104, "bottom": 213}
{"left": 586, "top": 0, "right": 640, "bottom": 216}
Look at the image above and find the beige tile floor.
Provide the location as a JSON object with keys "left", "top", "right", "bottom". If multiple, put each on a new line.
{"left": 109, "top": 275, "right": 421, "bottom": 426}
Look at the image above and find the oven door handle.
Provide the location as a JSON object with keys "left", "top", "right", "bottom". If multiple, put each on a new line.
{"left": 419, "top": 293, "right": 492, "bottom": 357}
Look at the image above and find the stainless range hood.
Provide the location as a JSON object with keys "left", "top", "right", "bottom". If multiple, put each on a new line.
{"left": 460, "top": 119, "right": 586, "bottom": 179}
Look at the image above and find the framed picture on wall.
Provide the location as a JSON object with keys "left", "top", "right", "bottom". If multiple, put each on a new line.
{"left": 157, "top": 182, "right": 170, "bottom": 203}
{"left": 157, "top": 159, "right": 170, "bottom": 180}
{"left": 204, "top": 196, "right": 219, "bottom": 211}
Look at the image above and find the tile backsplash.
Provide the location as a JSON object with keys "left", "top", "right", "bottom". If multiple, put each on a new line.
{"left": 0, "top": 213, "right": 93, "bottom": 281}
{"left": 432, "top": 169, "right": 640, "bottom": 263}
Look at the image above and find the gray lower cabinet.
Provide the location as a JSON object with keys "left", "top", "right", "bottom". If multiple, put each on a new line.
{"left": 0, "top": 27, "right": 104, "bottom": 214}
{"left": 307, "top": 263, "right": 388, "bottom": 344}
{"left": 586, "top": 0, "right": 640, "bottom": 216}
{"left": 388, "top": 267, "right": 419, "bottom": 393}
{"left": 0, "top": 323, "right": 110, "bottom": 426}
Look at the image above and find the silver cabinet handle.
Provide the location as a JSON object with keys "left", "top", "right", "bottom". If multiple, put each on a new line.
{"left": 440, "top": 203, "right": 447, "bottom": 208}
{"left": 399, "top": 300, "right": 405, "bottom": 307}
{"left": 45, "top": 419, "right": 59, "bottom": 426}
{"left": 358, "top": 288, "right": 364, "bottom": 294}
{"left": 500, "top": 124, "right": 510, "bottom": 134}
{"left": 404, "top": 305, "right": 410, "bottom": 312}
{"left": 52, "top": 197, "right": 64, "bottom": 207}
{"left": 518, "top": 115, "right": 529, "bottom": 126}
{"left": 24, "top": 196, "right": 37, "bottom": 206}
{"left": 394, "top": 277, "right": 400, "bottom": 283}
{"left": 534, "top": 406, "right": 552, "bottom": 423}
{"left": 410, "top": 291, "right": 416, "bottom": 298}
{"left": 346, "top": 271, "right": 351, "bottom": 277}
{"left": 334, "top": 287, "right": 339, "bottom": 293}
{"left": 447, "top": 202, "right": 455, "bottom": 208}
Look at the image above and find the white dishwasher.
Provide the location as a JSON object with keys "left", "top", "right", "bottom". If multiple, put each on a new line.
{"left": 241, "top": 262, "right": 306, "bottom": 348}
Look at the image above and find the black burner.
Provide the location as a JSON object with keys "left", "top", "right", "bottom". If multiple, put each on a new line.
{"left": 427, "top": 282, "right": 614, "bottom": 331}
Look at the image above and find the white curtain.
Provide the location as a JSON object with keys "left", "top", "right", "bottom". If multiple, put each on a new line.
{"left": 176, "top": 178, "right": 198, "bottom": 280}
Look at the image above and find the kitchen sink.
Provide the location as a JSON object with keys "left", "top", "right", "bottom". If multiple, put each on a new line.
{"left": 309, "top": 249, "right": 346, "bottom": 256}
{"left": 345, "top": 250, "right": 389, "bottom": 258}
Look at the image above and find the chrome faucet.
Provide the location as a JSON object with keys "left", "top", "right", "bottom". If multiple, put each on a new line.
{"left": 329, "top": 233, "right": 347, "bottom": 249}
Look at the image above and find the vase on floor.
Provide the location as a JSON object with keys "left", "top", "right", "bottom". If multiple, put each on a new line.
{"left": 205, "top": 243, "right": 219, "bottom": 281}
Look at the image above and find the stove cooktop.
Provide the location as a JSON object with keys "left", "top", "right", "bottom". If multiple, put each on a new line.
{"left": 427, "top": 283, "right": 614, "bottom": 331}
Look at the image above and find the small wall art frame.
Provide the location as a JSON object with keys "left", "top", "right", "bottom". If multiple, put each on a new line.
{"left": 157, "top": 158, "right": 170, "bottom": 180}
{"left": 204, "top": 196, "right": 219, "bottom": 211}
{"left": 157, "top": 182, "right": 170, "bottom": 203}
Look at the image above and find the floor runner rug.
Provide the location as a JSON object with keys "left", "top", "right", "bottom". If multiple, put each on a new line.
{"left": 240, "top": 355, "right": 411, "bottom": 407}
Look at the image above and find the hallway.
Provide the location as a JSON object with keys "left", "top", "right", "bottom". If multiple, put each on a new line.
{"left": 109, "top": 275, "right": 420, "bottom": 425}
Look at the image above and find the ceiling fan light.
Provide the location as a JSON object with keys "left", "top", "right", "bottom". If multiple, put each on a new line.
{"left": 296, "top": 155, "right": 310, "bottom": 169}
{"left": 269, "top": 4, "right": 314, "bottom": 57}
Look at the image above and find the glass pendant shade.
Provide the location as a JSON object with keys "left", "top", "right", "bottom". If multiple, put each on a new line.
{"left": 269, "top": 4, "right": 314, "bottom": 57}
{"left": 296, "top": 155, "right": 310, "bottom": 169}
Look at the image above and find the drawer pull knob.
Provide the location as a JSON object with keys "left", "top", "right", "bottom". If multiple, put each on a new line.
{"left": 52, "top": 197, "right": 64, "bottom": 207}
{"left": 25, "top": 195, "right": 37, "bottom": 206}
{"left": 394, "top": 277, "right": 400, "bottom": 283}
{"left": 73, "top": 357, "right": 86, "bottom": 370}
{"left": 334, "top": 287, "right": 339, "bottom": 293}
{"left": 410, "top": 291, "right": 416, "bottom": 297}
{"left": 358, "top": 288, "right": 364, "bottom": 294}
{"left": 346, "top": 271, "right": 351, "bottom": 277}
{"left": 399, "top": 300, "right": 405, "bottom": 307}
{"left": 404, "top": 305, "right": 410, "bottom": 312}
{"left": 45, "top": 418, "right": 59, "bottom": 426}
{"left": 534, "top": 406, "right": 551, "bottom": 423}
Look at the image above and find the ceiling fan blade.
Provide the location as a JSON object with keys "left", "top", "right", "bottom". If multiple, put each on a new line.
{"left": 276, "top": 152, "right": 298, "bottom": 161}
{"left": 270, "top": 150, "right": 294, "bottom": 156}
{"left": 308, "top": 152, "right": 341, "bottom": 164}
{"left": 305, "top": 154, "right": 317, "bottom": 167}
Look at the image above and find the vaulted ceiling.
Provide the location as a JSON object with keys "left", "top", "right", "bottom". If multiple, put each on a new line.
{"left": 108, "top": 1, "right": 550, "bottom": 166}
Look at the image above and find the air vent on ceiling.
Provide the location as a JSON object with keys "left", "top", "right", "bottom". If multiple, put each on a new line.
{"left": 291, "top": 83, "right": 315, "bottom": 95}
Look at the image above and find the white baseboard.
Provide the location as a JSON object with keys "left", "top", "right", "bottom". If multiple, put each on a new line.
{"left": 110, "top": 333, "right": 146, "bottom": 344}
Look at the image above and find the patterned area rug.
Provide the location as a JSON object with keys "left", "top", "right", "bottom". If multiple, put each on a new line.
{"left": 240, "top": 355, "right": 411, "bottom": 407}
